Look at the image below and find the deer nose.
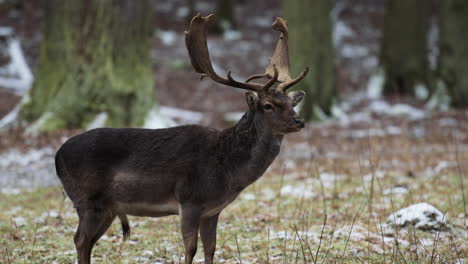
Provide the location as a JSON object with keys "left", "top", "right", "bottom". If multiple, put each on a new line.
{"left": 293, "top": 117, "right": 305, "bottom": 128}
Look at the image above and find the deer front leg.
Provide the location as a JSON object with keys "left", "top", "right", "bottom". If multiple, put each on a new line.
{"left": 200, "top": 213, "right": 219, "bottom": 264}
{"left": 180, "top": 204, "right": 202, "bottom": 264}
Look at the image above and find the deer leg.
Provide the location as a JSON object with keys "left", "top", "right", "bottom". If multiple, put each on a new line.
{"left": 200, "top": 213, "right": 219, "bottom": 264}
{"left": 74, "top": 206, "right": 115, "bottom": 264}
{"left": 180, "top": 204, "right": 202, "bottom": 264}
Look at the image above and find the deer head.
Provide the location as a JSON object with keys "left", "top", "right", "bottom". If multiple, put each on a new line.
{"left": 185, "top": 14, "right": 309, "bottom": 134}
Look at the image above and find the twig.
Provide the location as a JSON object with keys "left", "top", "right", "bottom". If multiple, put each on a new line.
{"left": 266, "top": 218, "right": 270, "bottom": 264}
{"left": 314, "top": 214, "right": 327, "bottom": 264}
{"left": 342, "top": 217, "right": 356, "bottom": 257}
{"left": 277, "top": 164, "right": 286, "bottom": 223}
{"left": 292, "top": 225, "right": 308, "bottom": 263}
{"left": 234, "top": 234, "right": 243, "bottom": 264}
{"left": 379, "top": 218, "right": 386, "bottom": 264}
{"left": 29, "top": 223, "right": 38, "bottom": 263}
{"left": 429, "top": 211, "right": 447, "bottom": 264}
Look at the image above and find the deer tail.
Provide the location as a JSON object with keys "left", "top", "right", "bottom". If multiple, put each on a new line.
{"left": 118, "top": 214, "right": 130, "bottom": 241}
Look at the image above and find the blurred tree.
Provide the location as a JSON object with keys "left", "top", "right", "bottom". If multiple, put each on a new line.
{"left": 20, "top": 0, "right": 155, "bottom": 131}
{"left": 380, "top": 0, "right": 431, "bottom": 96}
{"left": 438, "top": 0, "right": 468, "bottom": 107}
{"left": 212, "top": 0, "right": 237, "bottom": 34}
{"left": 284, "top": 0, "right": 336, "bottom": 120}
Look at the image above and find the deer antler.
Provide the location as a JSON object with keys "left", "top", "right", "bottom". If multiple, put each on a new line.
{"left": 185, "top": 14, "right": 278, "bottom": 93}
{"left": 245, "top": 17, "right": 309, "bottom": 93}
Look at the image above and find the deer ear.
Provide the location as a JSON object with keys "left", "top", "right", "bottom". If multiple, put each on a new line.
{"left": 245, "top": 91, "right": 259, "bottom": 111}
{"left": 288, "top": 91, "right": 305, "bottom": 105}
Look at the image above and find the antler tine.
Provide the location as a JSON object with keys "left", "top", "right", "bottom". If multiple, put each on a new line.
{"left": 263, "top": 64, "right": 279, "bottom": 90}
{"left": 185, "top": 14, "right": 268, "bottom": 93}
{"left": 245, "top": 73, "right": 271, "bottom": 83}
{"left": 277, "top": 66, "right": 309, "bottom": 92}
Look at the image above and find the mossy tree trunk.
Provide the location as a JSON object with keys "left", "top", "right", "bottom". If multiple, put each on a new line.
{"left": 284, "top": 0, "right": 336, "bottom": 121}
{"left": 20, "top": 0, "right": 155, "bottom": 131}
{"left": 380, "top": 0, "right": 431, "bottom": 96}
{"left": 438, "top": 0, "right": 468, "bottom": 107}
{"left": 212, "top": 0, "right": 237, "bottom": 34}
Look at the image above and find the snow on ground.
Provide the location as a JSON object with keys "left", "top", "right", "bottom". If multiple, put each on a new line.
{"left": 387, "top": 203, "right": 449, "bottom": 231}
{"left": 0, "top": 147, "right": 58, "bottom": 188}
{"left": 280, "top": 184, "right": 316, "bottom": 199}
{"left": 0, "top": 28, "right": 33, "bottom": 93}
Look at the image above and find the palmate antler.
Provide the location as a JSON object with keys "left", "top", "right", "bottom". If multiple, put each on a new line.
{"left": 246, "top": 17, "right": 309, "bottom": 93}
{"left": 185, "top": 14, "right": 306, "bottom": 93}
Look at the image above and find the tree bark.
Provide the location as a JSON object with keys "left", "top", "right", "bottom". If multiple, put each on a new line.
{"left": 439, "top": 0, "right": 468, "bottom": 107}
{"left": 20, "top": 0, "right": 155, "bottom": 131}
{"left": 380, "top": 0, "right": 431, "bottom": 96}
{"left": 283, "top": 0, "right": 336, "bottom": 120}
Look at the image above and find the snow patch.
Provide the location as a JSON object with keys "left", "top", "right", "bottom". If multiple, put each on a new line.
{"left": 175, "top": 7, "right": 190, "bottom": 19}
{"left": 0, "top": 147, "right": 58, "bottom": 188}
{"left": 415, "top": 83, "right": 429, "bottom": 100}
{"left": 387, "top": 203, "right": 449, "bottom": 231}
{"left": 333, "top": 20, "right": 353, "bottom": 46}
{"left": 366, "top": 69, "right": 385, "bottom": 99}
{"left": 280, "top": 185, "right": 315, "bottom": 199}
{"left": 86, "top": 112, "right": 108, "bottom": 130}
{"left": 157, "top": 30, "right": 177, "bottom": 46}
{"left": 283, "top": 142, "right": 316, "bottom": 160}
{"left": 383, "top": 186, "right": 408, "bottom": 195}
{"left": 1, "top": 187, "right": 21, "bottom": 195}
{"left": 0, "top": 147, "right": 55, "bottom": 168}
{"left": 0, "top": 104, "right": 19, "bottom": 130}
{"left": 250, "top": 16, "right": 272, "bottom": 28}
{"left": 0, "top": 33, "right": 33, "bottom": 93}
{"left": 241, "top": 193, "right": 256, "bottom": 200}
{"left": 319, "top": 172, "right": 344, "bottom": 189}
{"left": 438, "top": 118, "right": 457, "bottom": 127}
{"left": 143, "top": 106, "right": 177, "bottom": 129}
{"left": 12, "top": 216, "right": 26, "bottom": 226}
{"left": 224, "top": 112, "right": 244, "bottom": 123}
{"left": 341, "top": 45, "right": 368, "bottom": 58}
{"left": 426, "top": 81, "right": 450, "bottom": 111}
{"left": 223, "top": 30, "right": 242, "bottom": 41}
{"left": 160, "top": 106, "right": 203, "bottom": 124}
{"left": 368, "top": 100, "right": 427, "bottom": 120}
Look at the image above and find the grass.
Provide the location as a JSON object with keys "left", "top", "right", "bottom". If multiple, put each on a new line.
{"left": 0, "top": 161, "right": 466, "bottom": 263}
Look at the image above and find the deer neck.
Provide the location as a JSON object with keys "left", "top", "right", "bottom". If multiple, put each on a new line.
{"left": 219, "top": 111, "right": 283, "bottom": 188}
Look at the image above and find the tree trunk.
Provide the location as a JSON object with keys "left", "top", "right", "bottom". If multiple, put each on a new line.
{"left": 283, "top": 0, "right": 336, "bottom": 121}
{"left": 380, "top": 0, "right": 431, "bottom": 96}
{"left": 20, "top": 0, "right": 155, "bottom": 131}
{"left": 212, "top": 0, "right": 237, "bottom": 34}
{"left": 439, "top": 0, "right": 468, "bottom": 107}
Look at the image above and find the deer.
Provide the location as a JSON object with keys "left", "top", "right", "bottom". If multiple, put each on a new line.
{"left": 55, "top": 14, "right": 308, "bottom": 264}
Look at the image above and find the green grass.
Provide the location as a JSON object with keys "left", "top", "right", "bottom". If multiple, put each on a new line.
{"left": 1, "top": 162, "right": 466, "bottom": 264}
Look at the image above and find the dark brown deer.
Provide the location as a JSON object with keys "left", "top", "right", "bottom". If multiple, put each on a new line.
{"left": 55, "top": 14, "right": 308, "bottom": 264}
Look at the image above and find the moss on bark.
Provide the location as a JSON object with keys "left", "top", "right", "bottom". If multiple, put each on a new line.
{"left": 439, "top": 0, "right": 468, "bottom": 107}
{"left": 283, "top": 0, "right": 336, "bottom": 121}
{"left": 20, "top": 0, "right": 155, "bottom": 131}
{"left": 380, "top": 0, "right": 431, "bottom": 96}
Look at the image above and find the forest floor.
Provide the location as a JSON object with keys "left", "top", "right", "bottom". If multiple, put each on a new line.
{"left": 0, "top": 146, "right": 467, "bottom": 263}
{"left": 1, "top": 0, "right": 467, "bottom": 263}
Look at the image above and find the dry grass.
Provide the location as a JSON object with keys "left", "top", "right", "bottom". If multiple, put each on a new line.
{"left": 0, "top": 153, "right": 466, "bottom": 263}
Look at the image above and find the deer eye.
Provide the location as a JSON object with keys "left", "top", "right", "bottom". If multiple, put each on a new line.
{"left": 263, "top": 103, "right": 273, "bottom": 111}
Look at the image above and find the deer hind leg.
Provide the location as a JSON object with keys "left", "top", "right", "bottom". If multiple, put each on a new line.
{"left": 74, "top": 205, "right": 115, "bottom": 264}
{"left": 180, "top": 204, "right": 202, "bottom": 264}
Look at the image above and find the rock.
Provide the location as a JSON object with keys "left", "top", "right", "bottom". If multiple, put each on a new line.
{"left": 387, "top": 203, "right": 449, "bottom": 231}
